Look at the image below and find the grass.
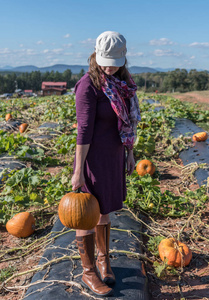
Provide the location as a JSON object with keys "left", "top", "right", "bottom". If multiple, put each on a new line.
{"left": 0, "top": 265, "right": 16, "bottom": 282}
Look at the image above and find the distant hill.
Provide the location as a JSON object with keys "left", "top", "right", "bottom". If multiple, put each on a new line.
{"left": 0, "top": 65, "right": 13, "bottom": 70}
{"left": 0, "top": 64, "right": 89, "bottom": 74}
{"left": 11, "top": 65, "right": 40, "bottom": 72}
{"left": 0, "top": 64, "right": 160, "bottom": 74}
{"left": 128, "top": 66, "right": 158, "bottom": 74}
{"left": 39, "top": 64, "right": 89, "bottom": 73}
{"left": 155, "top": 67, "right": 176, "bottom": 72}
{"left": 2, "top": 64, "right": 206, "bottom": 74}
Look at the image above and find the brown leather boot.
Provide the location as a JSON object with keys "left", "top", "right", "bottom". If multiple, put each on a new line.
{"left": 76, "top": 233, "right": 113, "bottom": 297}
{"left": 95, "top": 223, "right": 115, "bottom": 284}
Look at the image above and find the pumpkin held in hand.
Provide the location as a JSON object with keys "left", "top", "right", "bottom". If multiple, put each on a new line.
{"left": 192, "top": 132, "right": 208, "bottom": 142}
{"left": 158, "top": 238, "right": 192, "bottom": 267}
{"left": 19, "top": 123, "right": 28, "bottom": 133}
{"left": 6, "top": 212, "right": 36, "bottom": 238}
{"left": 5, "top": 113, "right": 12, "bottom": 121}
{"left": 136, "top": 159, "right": 155, "bottom": 176}
{"left": 58, "top": 191, "right": 100, "bottom": 230}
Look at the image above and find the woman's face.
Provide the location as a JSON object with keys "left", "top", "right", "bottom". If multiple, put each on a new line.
{"left": 100, "top": 66, "right": 119, "bottom": 76}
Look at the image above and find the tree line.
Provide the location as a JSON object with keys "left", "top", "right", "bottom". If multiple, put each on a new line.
{"left": 132, "top": 69, "right": 209, "bottom": 93}
{"left": 0, "top": 68, "right": 209, "bottom": 94}
{"left": 0, "top": 69, "right": 85, "bottom": 94}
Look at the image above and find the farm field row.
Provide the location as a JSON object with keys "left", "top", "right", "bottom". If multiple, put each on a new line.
{"left": 0, "top": 92, "right": 208, "bottom": 299}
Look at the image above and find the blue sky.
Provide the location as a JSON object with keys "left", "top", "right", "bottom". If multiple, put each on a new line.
{"left": 1, "top": 0, "right": 209, "bottom": 70}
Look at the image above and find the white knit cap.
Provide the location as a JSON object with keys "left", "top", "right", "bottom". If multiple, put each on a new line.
{"left": 95, "top": 31, "right": 127, "bottom": 67}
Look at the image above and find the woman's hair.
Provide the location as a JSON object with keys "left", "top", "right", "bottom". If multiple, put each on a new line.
{"left": 88, "top": 52, "right": 131, "bottom": 89}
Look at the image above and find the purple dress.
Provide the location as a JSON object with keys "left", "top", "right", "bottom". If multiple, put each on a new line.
{"left": 74, "top": 73, "right": 130, "bottom": 215}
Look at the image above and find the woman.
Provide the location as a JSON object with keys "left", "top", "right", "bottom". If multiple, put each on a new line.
{"left": 71, "top": 31, "right": 141, "bottom": 297}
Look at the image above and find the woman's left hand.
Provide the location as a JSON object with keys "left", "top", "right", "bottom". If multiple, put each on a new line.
{"left": 126, "top": 150, "right": 135, "bottom": 175}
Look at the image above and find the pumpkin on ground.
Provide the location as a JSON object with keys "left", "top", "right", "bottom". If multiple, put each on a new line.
{"left": 158, "top": 238, "right": 192, "bottom": 267}
{"left": 58, "top": 191, "right": 100, "bottom": 230}
{"left": 192, "top": 132, "right": 208, "bottom": 142}
{"left": 5, "top": 113, "right": 12, "bottom": 121}
{"left": 19, "top": 123, "right": 28, "bottom": 133}
{"left": 6, "top": 212, "right": 36, "bottom": 238}
{"left": 136, "top": 159, "right": 156, "bottom": 176}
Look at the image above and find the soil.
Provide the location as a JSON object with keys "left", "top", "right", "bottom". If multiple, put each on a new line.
{"left": 145, "top": 158, "right": 209, "bottom": 300}
{"left": 0, "top": 93, "right": 209, "bottom": 300}
{"left": 166, "top": 91, "right": 209, "bottom": 106}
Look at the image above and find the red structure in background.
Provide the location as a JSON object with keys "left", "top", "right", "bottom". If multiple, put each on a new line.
{"left": 41, "top": 82, "right": 67, "bottom": 96}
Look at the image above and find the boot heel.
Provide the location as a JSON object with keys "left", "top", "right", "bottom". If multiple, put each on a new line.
{"left": 81, "top": 279, "right": 113, "bottom": 296}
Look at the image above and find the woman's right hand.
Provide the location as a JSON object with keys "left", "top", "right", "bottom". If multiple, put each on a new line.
{"left": 71, "top": 171, "right": 85, "bottom": 191}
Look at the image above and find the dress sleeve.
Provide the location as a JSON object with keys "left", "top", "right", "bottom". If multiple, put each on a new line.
{"left": 75, "top": 76, "right": 97, "bottom": 145}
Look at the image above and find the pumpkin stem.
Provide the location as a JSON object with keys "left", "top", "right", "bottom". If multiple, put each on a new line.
{"left": 173, "top": 240, "right": 185, "bottom": 267}
{"left": 75, "top": 187, "right": 82, "bottom": 193}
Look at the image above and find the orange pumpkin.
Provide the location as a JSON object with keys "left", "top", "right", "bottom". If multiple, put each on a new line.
{"left": 6, "top": 212, "right": 36, "bottom": 238}
{"left": 136, "top": 159, "right": 155, "bottom": 176}
{"left": 192, "top": 132, "right": 208, "bottom": 142}
{"left": 72, "top": 123, "right": 78, "bottom": 128}
{"left": 19, "top": 123, "right": 28, "bottom": 133}
{"left": 5, "top": 113, "right": 12, "bottom": 121}
{"left": 58, "top": 191, "right": 100, "bottom": 230}
{"left": 158, "top": 238, "right": 192, "bottom": 267}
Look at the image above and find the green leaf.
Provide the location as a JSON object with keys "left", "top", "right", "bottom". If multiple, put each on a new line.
{"left": 29, "top": 175, "right": 40, "bottom": 186}
{"left": 153, "top": 260, "right": 168, "bottom": 278}
{"left": 29, "top": 192, "right": 38, "bottom": 201}
{"left": 14, "top": 195, "right": 25, "bottom": 202}
{"left": 5, "top": 141, "right": 10, "bottom": 151}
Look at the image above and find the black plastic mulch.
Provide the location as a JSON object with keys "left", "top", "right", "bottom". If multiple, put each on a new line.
{"left": 23, "top": 209, "right": 149, "bottom": 300}
{"left": 171, "top": 118, "right": 209, "bottom": 185}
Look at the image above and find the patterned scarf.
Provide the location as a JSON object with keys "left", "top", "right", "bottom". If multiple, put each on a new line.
{"left": 101, "top": 73, "right": 141, "bottom": 149}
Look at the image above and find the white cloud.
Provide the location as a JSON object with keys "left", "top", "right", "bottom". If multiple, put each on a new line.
{"left": 0, "top": 48, "right": 11, "bottom": 54}
{"left": 51, "top": 48, "right": 63, "bottom": 54}
{"left": 19, "top": 44, "right": 24, "bottom": 48}
{"left": 183, "top": 59, "right": 193, "bottom": 66}
{"left": 37, "top": 40, "right": 44, "bottom": 45}
{"left": 153, "top": 49, "right": 182, "bottom": 57}
{"left": 43, "top": 48, "right": 63, "bottom": 55}
{"left": 0, "top": 48, "right": 37, "bottom": 56}
{"left": 63, "top": 43, "right": 73, "bottom": 48}
{"left": 64, "top": 34, "right": 70, "bottom": 38}
{"left": 80, "top": 38, "right": 95, "bottom": 46}
{"left": 63, "top": 52, "right": 73, "bottom": 56}
{"left": 25, "top": 49, "right": 37, "bottom": 55}
{"left": 49, "top": 58, "right": 65, "bottom": 64}
{"left": 149, "top": 38, "right": 174, "bottom": 46}
{"left": 127, "top": 51, "right": 144, "bottom": 57}
{"left": 190, "top": 56, "right": 195, "bottom": 59}
{"left": 189, "top": 42, "right": 209, "bottom": 48}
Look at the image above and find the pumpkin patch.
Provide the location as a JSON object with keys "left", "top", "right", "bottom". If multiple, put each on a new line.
{"left": 0, "top": 92, "right": 208, "bottom": 298}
